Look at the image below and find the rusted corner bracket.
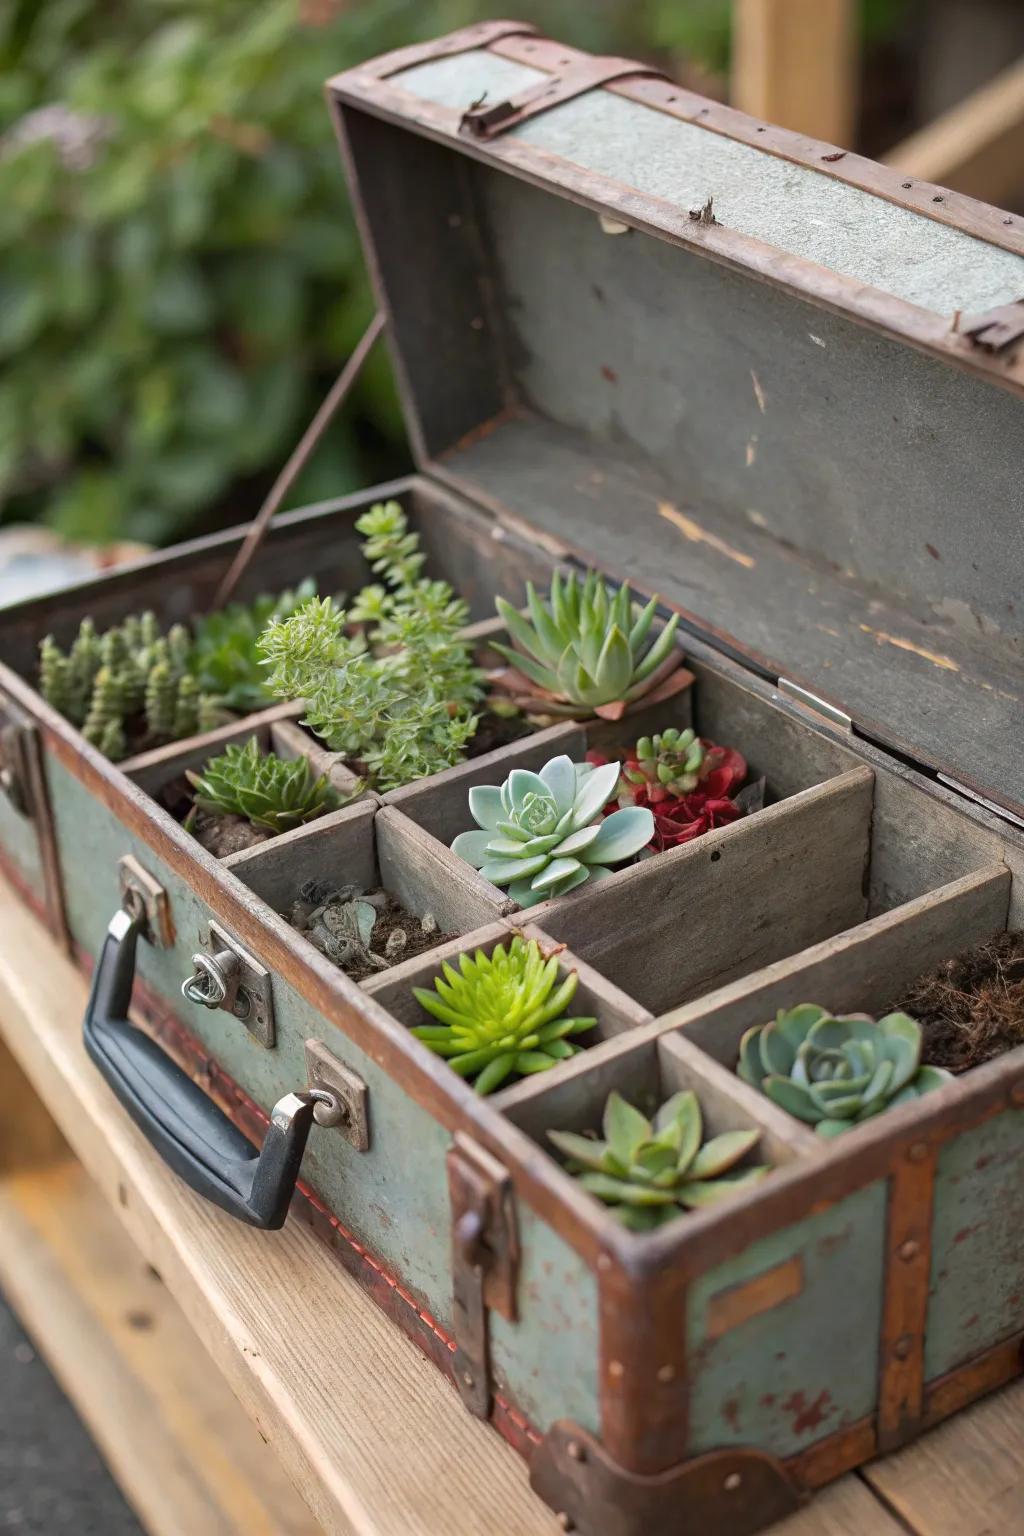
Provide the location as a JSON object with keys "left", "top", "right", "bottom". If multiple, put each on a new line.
{"left": 461, "top": 57, "right": 670, "bottom": 139}
{"left": 962, "top": 298, "right": 1024, "bottom": 354}
{"left": 361, "top": 20, "right": 539, "bottom": 82}
{"left": 530, "top": 1422, "right": 805, "bottom": 1536}
{"left": 446, "top": 1134, "right": 519, "bottom": 1419}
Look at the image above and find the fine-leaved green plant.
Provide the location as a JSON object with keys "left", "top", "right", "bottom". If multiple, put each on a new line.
{"left": 186, "top": 736, "right": 340, "bottom": 832}
{"left": 451, "top": 754, "right": 653, "bottom": 907}
{"left": 411, "top": 935, "right": 595, "bottom": 1095}
{"left": 189, "top": 578, "right": 317, "bottom": 713}
{"left": 258, "top": 501, "right": 483, "bottom": 791}
{"left": 548, "top": 1089, "right": 770, "bottom": 1230}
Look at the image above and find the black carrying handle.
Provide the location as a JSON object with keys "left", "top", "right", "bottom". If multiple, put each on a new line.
{"left": 84, "top": 907, "right": 315, "bottom": 1229}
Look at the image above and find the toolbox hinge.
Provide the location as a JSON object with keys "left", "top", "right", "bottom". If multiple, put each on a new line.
{"left": 447, "top": 1134, "right": 519, "bottom": 1418}
{"left": 777, "top": 677, "right": 852, "bottom": 732}
{"left": 961, "top": 299, "right": 1024, "bottom": 355}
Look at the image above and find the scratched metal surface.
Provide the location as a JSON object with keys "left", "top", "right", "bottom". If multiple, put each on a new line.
{"left": 925, "top": 1101, "right": 1024, "bottom": 1382}
{"left": 685, "top": 1182, "right": 888, "bottom": 1459}
{"left": 43, "top": 754, "right": 603, "bottom": 1438}
{"left": 393, "top": 50, "right": 1024, "bottom": 314}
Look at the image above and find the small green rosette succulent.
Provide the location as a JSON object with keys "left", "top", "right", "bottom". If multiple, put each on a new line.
{"left": 187, "top": 737, "right": 340, "bottom": 833}
{"left": 451, "top": 754, "right": 653, "bottom": 907}
{"left": 737, "top": 1004, "right": 953, "bottom": 1137}
{"left": 548, "top": 1090, "right": 770, "bottom": 1231}
{"left": 411, "top": 936, "right": 595, "bottom": 1095}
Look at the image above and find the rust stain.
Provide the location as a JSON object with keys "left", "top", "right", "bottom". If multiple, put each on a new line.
{"left": 781, "top": 1390, "right": 834, "bottom": 1435}
{"left": 760, "top": 1393, "right": 777, "bottom": 1407}
{"left": 750, "top": 369, "right": 766, "bottom": 413}
{"left": 953, "top": 1225, "right": 981, "bottom": 1245}
{"left": 723, "top": 1398, "right": 741, "bottom": 1431}
{"left": 658, "top": 501, "right": 757, "bottom": 570}
{"left": 600, "top": 364, "right": 618, "bottom": 383}
{"left": 859, "top": 625, "right": 960, "bottom": 672}
{"left": 926, "top": 543, "right": 941, "bottom": 560}
{"left": 964, "top": 1314, "right": 979, "bottom": 1329}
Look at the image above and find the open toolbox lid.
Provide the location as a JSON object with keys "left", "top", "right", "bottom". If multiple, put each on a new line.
{"left": 328, "top": 20, "right": 1024, "bottom": 820}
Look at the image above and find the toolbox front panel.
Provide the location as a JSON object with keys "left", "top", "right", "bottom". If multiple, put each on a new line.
{"left": 0, "top": 785, "right": 46, "bottom": 917}
{"left": 925, "top": 1102, "right": 1024, "bottom": 1382}
{"left": 685, "top": 1180, "right": 888, "bottom": 1459}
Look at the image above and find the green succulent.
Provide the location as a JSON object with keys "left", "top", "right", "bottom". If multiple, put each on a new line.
{"left": 190, "top": 579, "right": 317, "bottom": 713}
{"left": 548, "top": 1090, "right": 771, "bottom": 1231}
{"left": 39, "top": 613, "right": 224, "bottom": 760}
{"left": 626, "top": 728, "right": 706, "bottom": 795}
{"left": 737, "top": 1005, "right": 953, "bottom": 1138}
{"left": 492, "top": 570, "right": 683, "bottom": 718}
{"left": 411, "top": 935, "right": 595, "bottom": 1095}
{"left": 186, "top": 737, "right": 340, "bottom": 833}
{"left": 451, "top": 754, "right": 653, "bottom": 908}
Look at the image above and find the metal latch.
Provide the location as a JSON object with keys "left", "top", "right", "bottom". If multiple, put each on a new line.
{"left": 182, "top": 920, "right": 275, "bottom": 1047}
{"left": 447, "top": 1134, "right": 519, "bottom": 1418}
{"left": 777, "top": 677, "right": 852, "bottom": 732}
{"left": 0, "top": 697, "right": 38, "bottom": 818}
{"left": 962, "top": 299, "right": 1024, "bottom": 355}
{"left": 460, "top": 56, "right": 669, "bottom": 139}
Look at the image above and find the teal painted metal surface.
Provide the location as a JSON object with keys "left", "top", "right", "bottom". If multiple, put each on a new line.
{"left": 686, "top": 1181, "right": 887, "bottom": 1459}
{"left": 926, "top": 1103, "right": 1024, "bottom": 1381}
{"left": 0, "top": 788, "right": 44, "bottom": 901}
{"left": 393, "top": 51, "right": 1024, "bottom": 315}
{"left": 43, "top": 753, "right": 602, "bottom": 1435}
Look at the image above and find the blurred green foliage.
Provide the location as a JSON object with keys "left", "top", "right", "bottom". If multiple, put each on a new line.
{"left": 0, "top": 0, "right": 908, "bottom": 547}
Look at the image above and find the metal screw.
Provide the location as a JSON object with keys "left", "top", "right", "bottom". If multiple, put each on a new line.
{"left": 656, "top": 1364, "right": 676, "bottom": 1384}
{"left": 907, "top": 1142, "right": 929, "bottom": 1163}
{"left": 557, "top": 1514, "right": 575, "bottom": 1532}
{"left": 724, "top": 1472, "right": 742, "bottom": 1492}
{"left": 893, "top": 1335, "right": 914, "bottom": 1360}
{"left": 902, "top": 181, "right": 913, "bottom": 189}
{"left": 898, "top": 1239, "right": 920, "bottom": 1262}
{"left": 608, "top": 1360, "right": 624, "bottom": 1380}
{"left": 462, "top": 1371, "right": 474, "bottom": 1387}
{"left": 567, "top": 1440, "right": 586, "bottom": 1463}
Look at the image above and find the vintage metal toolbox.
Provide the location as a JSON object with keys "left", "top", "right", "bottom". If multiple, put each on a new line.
{"left": 2, "top": 19, "right": 1024, "bottom": 1534}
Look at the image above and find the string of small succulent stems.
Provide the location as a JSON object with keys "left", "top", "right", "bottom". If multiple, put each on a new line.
{"left": 38, "top": 503, "right": 959, "bottom": 1231}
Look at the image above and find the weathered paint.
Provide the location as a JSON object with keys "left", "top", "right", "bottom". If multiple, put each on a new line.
{"left": 686, "top": 1182, "right": 887, "bottom": 1459}
{"left": 925, "top": 1104, "right": 1024, "bottom": 1381}
{"left": 489, "top": 1201, "right": 601, "bottom": 1439}
{"left": 44, "top": 752, "right": 601, "bottom": 1434}
{"left": 0, "top": 788, "right": 44, "bottom": 902}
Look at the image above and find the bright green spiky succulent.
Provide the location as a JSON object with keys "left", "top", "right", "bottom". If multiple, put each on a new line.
{"left": 548, "top": 1090, "right": 771, "bottom": 1231}
{"left": 451, "top": 754, "right": 653, "bottom": 908}
{"left": 492, "top": 570, "right": 685, "bottom": 719}
{"left": 186, "top": 737, "right": 340, "bottom": 833}
{"left": 737, "top": 1005, "right": 953, "bottom": 1138}
{"left": 411, "top": 936, "right": 595, "bottom": 1095}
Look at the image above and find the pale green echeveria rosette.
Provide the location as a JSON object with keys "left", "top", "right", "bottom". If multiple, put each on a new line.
{"left": 737, "top": 1004, "right": 953, "bottom": 1138}
{"left": 451, "top": 754, "right": 654, "bottom": 908}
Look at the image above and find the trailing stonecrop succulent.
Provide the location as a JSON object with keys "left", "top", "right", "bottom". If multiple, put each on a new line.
{"left": 451, "top": 754, "right": 653, "bottom": 908}
{"left": 411, "top": 935, "right": 595, "bottom": 1095}
{"left": 548, "top": 1090, "right": 770, "bottom": 1231}
{"left": 190, "top": 578, "right": 317, "bottom": 714}
{"left": 597, "top": 728, "right": 748, "bottom": 851}
{"left": 490, "top": 570, "right": 688, "bottom": 722}
{"left": 737, "top": 1005, "right": 954, "bottom": 1138}
{"left": 258, "top": 501, "right": 484, "bottom": 792}
{"left": 186, "top": 737, "right": 340, "bottom": 834}
{"left": 38, "top": 613, "right": 225, "bottom": 761}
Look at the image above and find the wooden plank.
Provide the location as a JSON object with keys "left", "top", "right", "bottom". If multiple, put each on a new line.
{"left": 0, "top": 873, "right": 563, "bottom": 1536}
{"left": 774, "top": 1477, "right": 905, "bottom": 1535}
{"left": 0, "top": 1158, "right": 319, "bottom": 1536}
{"left": 0, "top": 1033, "right": 66, "bottom": 1174}
{"left": 864, "top": 1373, "right": 1024, "bottom": 1534}
{"left": 883, "top": 53, "right": 1024, "bottom": 206}
{"left": 732, "top": 0, "right": 858, "bottom": 146}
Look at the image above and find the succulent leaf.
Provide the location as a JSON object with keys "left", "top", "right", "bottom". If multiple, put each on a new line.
{"left": 187, "top": 737, "right": 340, "bottom": 833}
{"left": 740, "top": 1006, "right": 953, "bottom": 1136}
{"left": 452, "top": 754, "right": 652, "bottom": 907}
{"left": 411, "top": 936, "right": 594, "bottom": 1095}
{"left": 549, "top": 1090, "right": 770, "bottom": 1230}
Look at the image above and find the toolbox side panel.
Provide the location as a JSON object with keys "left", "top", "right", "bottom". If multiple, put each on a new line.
{"left": 686, "top": 1181, "right": 887, "bottom": 1458}
{"left": 0, "top": 790, "right": 46, "bottom": 913}
{"left": 490, "top": 1206, "right": 601, "bottom": 1439}
{"left": 925, "top": 1104, "right": 1024, "bottom": 1381}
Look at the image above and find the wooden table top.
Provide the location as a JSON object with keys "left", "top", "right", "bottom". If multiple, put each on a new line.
{"left": 0, "top": 874, "right": 1021, "bottom": 1536}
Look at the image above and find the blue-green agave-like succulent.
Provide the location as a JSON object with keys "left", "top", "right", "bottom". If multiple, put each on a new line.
{"left": 451, "top": 754, "right": 653, "bottom": 908}
{"left": 737, "top": 1004, "right": 953, "bottom": 1137}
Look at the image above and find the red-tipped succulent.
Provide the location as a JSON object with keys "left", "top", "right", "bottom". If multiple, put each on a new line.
{"left": 588, "top": 727, "right": 748, "bottom": 852}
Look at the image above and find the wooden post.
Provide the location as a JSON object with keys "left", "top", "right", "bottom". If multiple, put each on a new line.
{"left": 732, "top": 0, "right": 859, "bottom": 146}
{"left": 882, "top": 53, "right": 1024, "bottom": 205}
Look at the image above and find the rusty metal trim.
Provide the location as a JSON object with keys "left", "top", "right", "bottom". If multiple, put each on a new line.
{"left": 347, "top": 20, "right": 538, "bottom": 84}
{"left": 489, "top": 33, "right": 1024, "bottom": 260}
{"left": 460, "top": 56, "right": 669, "bottom": 140}
{"left": 876, "top": 1141, "right": 936, "bottom": 1453}
{"left": 598, "top": 1259, "right": 689, "bottom": 1474}
{"left": 447, "top": 1134, "right": 519, "bottom": 1418}
{"left": 962, "top": 299, "right": 1024, "bottom": 354}
{"left": 530, "top": 1423, "right": 804, "bottom": 1536}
